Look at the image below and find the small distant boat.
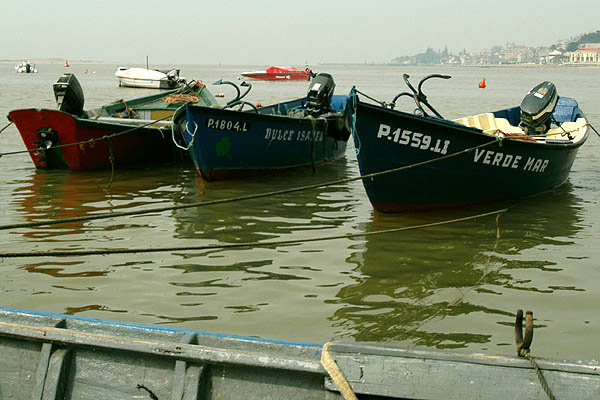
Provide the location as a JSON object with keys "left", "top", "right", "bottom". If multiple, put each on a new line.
{"left": 173, "top": 73, "right": 351, "bottom": 180}
{"left": 350, "top": 74, "right": 589, "bottom": 212}
{"left": 15, "top": 61, "right": 37, "bottom": 73}
{"left": 115, "top": 67, "right": 185, "bottom": 89}
{"left": 65, "top": 59, "right": 70, "bottom": 67}
{"left": 240, "top": 65, "right": 314, "bottom": 81}
{"left": 8, "top": 73, "right": 218, "bottom": 170}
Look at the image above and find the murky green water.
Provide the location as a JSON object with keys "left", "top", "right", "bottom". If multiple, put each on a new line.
{"left": 1, "top": 61, "right": 599, "bottom": 360}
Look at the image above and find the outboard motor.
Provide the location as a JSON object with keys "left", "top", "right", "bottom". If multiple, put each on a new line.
{"left": 306, "top": 73, "right": 335, "bottom": 116}
{"left": 53, "top": 73, "right": 85, "bottom": 116}
{"left": 519, "top": 81, "right": 558, "bottom": 135}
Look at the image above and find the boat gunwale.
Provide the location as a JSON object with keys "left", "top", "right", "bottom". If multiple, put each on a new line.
{"left": 354, "top": 100, "right": 589, "bottom": 151}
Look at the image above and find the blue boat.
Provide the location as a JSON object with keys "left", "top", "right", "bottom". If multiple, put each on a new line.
{"left": 350, "top": 75, "right": 589, "bottom": 212}
{"left": 173, "top": 73, "right": 351, "bottom": 180}
{"left": 2, "top": 307, "right": 599, "bottom": 399}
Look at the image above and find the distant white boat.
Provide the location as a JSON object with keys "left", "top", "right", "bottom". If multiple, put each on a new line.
{"left": 114, "top": 67, "right": 185, "bottom": 89}
{"left": 15, "top": 61, "right": 38, "bottom": 73}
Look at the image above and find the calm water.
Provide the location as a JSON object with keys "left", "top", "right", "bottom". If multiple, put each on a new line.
{"left": 1, "top": 62, "right": 599, "bottom": 360}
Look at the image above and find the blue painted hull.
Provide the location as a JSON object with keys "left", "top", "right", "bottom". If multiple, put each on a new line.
{"left": 175, "top": 97, "right": 349, "bottom": 180}
{"left": 351, "top": 99, "right": 588, "bottom": 212}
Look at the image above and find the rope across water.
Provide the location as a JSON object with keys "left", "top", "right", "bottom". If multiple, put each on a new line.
{"left": 0, "top": 139, "right": 500, "bottom": 232}
{"left": 0, "top": 208, "right": 506, "bottom": 258}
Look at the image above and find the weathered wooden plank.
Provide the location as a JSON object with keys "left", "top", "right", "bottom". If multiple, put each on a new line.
{"left": 0, "top": 321, "right": 323, "bottom": 374}
{"left": 324, "top": 342, "right": 600, "bottom": 399}
{"left": 2, "top": 308, "right": 600, "bottom": 400}
{"left": 42, "top": 348, "right": 72, "bottom": 400}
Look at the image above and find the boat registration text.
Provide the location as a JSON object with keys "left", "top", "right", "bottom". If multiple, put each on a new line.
{"left": 377, "top": 124, "right": 450, "bottom": 155}
{"left": 207, "top": 118, "right": 249, "bottom": 132}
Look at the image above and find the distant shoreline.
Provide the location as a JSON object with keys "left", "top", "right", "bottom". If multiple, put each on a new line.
{"left": 2, "top": 59, "right": 599, "bottom": 68}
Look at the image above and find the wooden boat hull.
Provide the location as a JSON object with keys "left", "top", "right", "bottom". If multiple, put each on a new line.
{"left": 8, "top": 109, "right": 181, "bottom": 170}
{"left": 9, "top": 84, "right": 218, "bottom": 170}
{"left": 1, "top": 307, "right": 599, "bottom": 399}
{"left": 174, "top": 97, "right": 350, "bottom": 180}
{"left": 351, "top": 98, "right": 588, "bottom": 212}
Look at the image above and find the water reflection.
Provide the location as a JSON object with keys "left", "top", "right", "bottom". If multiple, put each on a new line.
{"left": 171, "top": 159, "right": 357, "bottom": 245}
{"left": 332, "top": 183, "right": 584, "bottom": 348}
{"left": 12, "top": 164, "right": 200, "bottom": 238}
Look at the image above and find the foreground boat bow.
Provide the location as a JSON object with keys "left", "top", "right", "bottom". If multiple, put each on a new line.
{"left": 1, "top": 307, "right": 599, "bottom": 399}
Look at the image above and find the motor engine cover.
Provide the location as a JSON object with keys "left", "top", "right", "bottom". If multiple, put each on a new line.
{"left": 306, "top": 73, "right": 335, "bottom": 115}
{"left": 53, "top": 73, "right": 85, "bottom": 116}
{"left": 519, "top": 81, "right": 558, "bottom": 135}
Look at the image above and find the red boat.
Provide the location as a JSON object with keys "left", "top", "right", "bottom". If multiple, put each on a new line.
{"left": 8, "top": 73, "right": 218, "bottom": 170}
{"left": 240, "top": 66, "right": 313, "bottom": 81}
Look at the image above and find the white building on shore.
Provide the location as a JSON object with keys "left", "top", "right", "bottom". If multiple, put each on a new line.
{"left": 570, "top": 43, "right": 600, "bottom": 64}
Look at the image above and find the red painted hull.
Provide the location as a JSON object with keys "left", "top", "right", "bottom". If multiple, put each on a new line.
{"left": 9, "top": 109, "right": 181, "bottom": 170}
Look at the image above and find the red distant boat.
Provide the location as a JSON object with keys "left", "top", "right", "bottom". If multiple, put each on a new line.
{"left": 240, "top": 66, "right": 313, "bottom": 81}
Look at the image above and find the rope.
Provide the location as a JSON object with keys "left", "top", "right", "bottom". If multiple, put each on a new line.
{"left": 412, "top": 211, "right": 505, "bottom": 331}
{"left": 103, "top": 137, "right": 115, "bottom": 191}
{"left": 163, "top": 93, "right": 199, "bottom": 104}
{"left": 307, "top": 115, "right": 317, "bottom": 173}
{"left": 0, "top": 208, "right": 506, "bottom": 258}
{"left": 589, "top": 122, "right": 600, "bottom": 138}
{"left": 171, "top": 117, "right": 198, "bottom": 151}
{"left": 519, "top": 349, "right": 556, "bottom": 400}
{"left": 0, "top": 121, "right": 13, "bottom": 135}
{"left": 321, "top": 342, "right": 358, "bottom": 400}
{"left": 352, "top": 88, "right": 388, "bottom": 107}
{"left": 0, "top": 139, "right": 499, "bottom": 232}
{"left": 350, "top": 87, "right": 361, "bottom": 156}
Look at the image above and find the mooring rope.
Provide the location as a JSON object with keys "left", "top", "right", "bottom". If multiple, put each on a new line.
{"left": 321, "top": 342, "right": 358, "bottom": 400}
{"left": 0, "top": 121, "right": 13, "bottom": 135}
{"left": 519, "top": 349, "right": 556, "bottom": 400}
{"left": 0, "top": 208, "right": 506, "bottom": 258}
{"left": 412, "top": 211, "right": 505, "bottom": 331}
{"left": 588, "top": 122, "right": 600, "bottom": 138}
{"left": 0, "top": 139, "right": 499, "bottom": 232}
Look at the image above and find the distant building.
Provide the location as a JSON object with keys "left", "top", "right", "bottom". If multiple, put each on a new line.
{"left": 570, "top": 43, "right": 600, "bottom": 64}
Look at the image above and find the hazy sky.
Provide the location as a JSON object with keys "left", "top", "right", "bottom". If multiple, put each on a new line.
{"left": 3, "top": 0, "right": 599, "bottom": 65}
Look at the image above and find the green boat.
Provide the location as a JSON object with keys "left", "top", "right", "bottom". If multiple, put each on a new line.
{"left": 1, "top": 307, "right": 598, "bottom": 399}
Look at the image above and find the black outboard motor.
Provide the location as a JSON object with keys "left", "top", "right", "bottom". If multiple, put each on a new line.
{"left": 53, "top": 73, "right": 85, "bottom": 116}
{"left": 519, "top": 81, "right": 558, "bottom": 135}
{"left": 306, "top": 73, "right": 335, "bottom": 116}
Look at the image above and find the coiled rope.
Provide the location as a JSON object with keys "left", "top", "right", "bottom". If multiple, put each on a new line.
{"left": 0, "top": 139, "right": 500, "bottom": 232}
{"left": 0, "top": 208, "right": 506, "bottom": 258}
